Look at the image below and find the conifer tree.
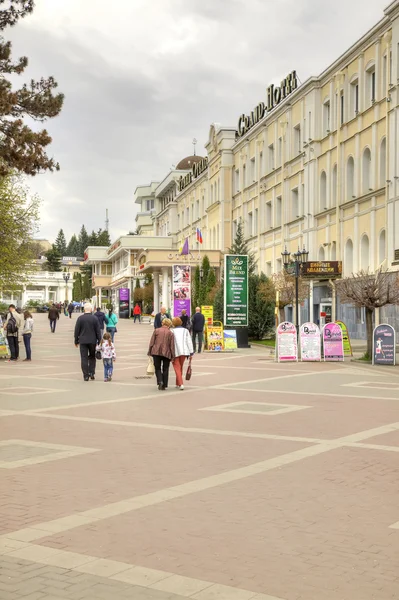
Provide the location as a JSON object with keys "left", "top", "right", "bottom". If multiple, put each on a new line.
{"left": 77, "top": 225, "right": 89, "bottom": 256}
{"left": 66, "top": 234, "right": 79, "bottom": 256}
{"left": 44, "top": 244, "right": 62, "bottom": 272}
{"left": 54, "top": 229, "right": 67, "bottom": 256}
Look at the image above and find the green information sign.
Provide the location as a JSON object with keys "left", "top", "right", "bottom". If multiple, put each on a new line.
{"left": 224, "top": 254, "right": 248, "bottom": 327}
{"left": 335, "top": 320, "right": 353, "bottom": 356}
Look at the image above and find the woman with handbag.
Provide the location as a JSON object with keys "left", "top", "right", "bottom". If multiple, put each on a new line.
{"left": 147, "top": 318, "right": 175, "bottom": 390}
{"left": 171, "top": 317, "right": 193, "bottom": 390}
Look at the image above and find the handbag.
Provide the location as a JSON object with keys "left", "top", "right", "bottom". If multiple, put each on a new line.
{"left": 146, "top": 356, "right": 155, "bottom": 376}
{"left": 185, "top": 356, "right": 192, "bottom": 381}
{"left": 95, "top": 350, "right": 102, "bottom": 360}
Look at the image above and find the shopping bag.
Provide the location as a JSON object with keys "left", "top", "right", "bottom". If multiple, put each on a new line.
{"left": 185, "top": 357, "right": 192, "bottom": 381}
{"left": 146, "top": 356, "right": 155, "bottom": 376}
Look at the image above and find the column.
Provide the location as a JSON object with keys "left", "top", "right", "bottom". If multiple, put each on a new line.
{"left": 161, "top": 267, "right": 169, "bottom": 310}
{"left": 44, "top": 286, "right": 49, "bottom": 303}
{"left": 21, "top": 286, "right": 27, "bottom": 308}
{"left": 153, "top": 270, "right": 160, "bottom": 314}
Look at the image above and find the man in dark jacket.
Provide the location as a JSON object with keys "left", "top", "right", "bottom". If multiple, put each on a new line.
{"left": 48, "top": 304, "right": 60, "bottom": 333}
{"left": 191, "top": 306, "right": 205, "bottom": 353}
{"left": 68, "top": 302, "right": 74, "bottom": 319}
{"left": 94, "top": 307, "right": 106, "bottom": 335}
{"left": 74, "top": 303, "right": 101, "bottom": 381}
{"left": 154, "top": 306, "right": 170, "bottom": 329}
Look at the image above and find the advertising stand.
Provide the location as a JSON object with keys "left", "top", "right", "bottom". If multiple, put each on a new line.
{"left": 373, "top": 324, "right": 396, "bottom": 366}
{"left": 277, "top": 322, "right": 298, "bottom": 362}
{"left": 323, "top": 323, "right": 344, "bottom": 361}
{"left": 300, "top": 323, "right": 321, "bottom": 361}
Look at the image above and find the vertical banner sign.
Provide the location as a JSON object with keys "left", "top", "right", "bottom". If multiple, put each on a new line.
{"left": 323, "top": 323, "right": 344, "bottom": 361}
{"left": 173, "top": 265, "right": 191, "bottom": 318}
{"left": 277, "top": 322, "right": 298, "bottom": 362}
{"left": 119, "top": 288, "right": 130, "bottom": 319}
{"left": 201, "top": 305, "right": 214, "bottom": 326}
{"left": 373, "top": 324, "right": 396, "bottom": 366}
{"left": 300, "top": 322, "right": 321, "bottom": 361}
{"left": 335, "top": 321, "right": 353, "bottom": 356}
{"left": 224, "top": 255, "right": 248, "bottom": 327}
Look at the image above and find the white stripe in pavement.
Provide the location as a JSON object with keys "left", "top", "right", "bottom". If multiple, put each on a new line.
{"left": 216, "top": 386, "right": 399, "bottom": 402}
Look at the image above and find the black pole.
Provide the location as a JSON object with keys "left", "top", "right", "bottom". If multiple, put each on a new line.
{"left": 295, "top": 262, "right": 299, "bottom": 335}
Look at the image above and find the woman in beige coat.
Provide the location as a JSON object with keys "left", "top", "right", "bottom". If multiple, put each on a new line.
{"left": 148, "top": 319, "right": 175, "bottom": 390}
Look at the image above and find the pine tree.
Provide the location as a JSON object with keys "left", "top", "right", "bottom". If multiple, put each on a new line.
{"left": 0, "top": 1, "right": 64, "bottom": 176}
{"left": 87, "top": 230, "right": 98, "bottom": 246}
{"left": 73, "top": 272, "right": 82, "bottom": 301}
{"left": 54, "top": 229, "right": 67, "bottom": 256}
{"left": 66, "top": 234, "right": 79, "bottom": 256}
{"left": 77, "top": 225, "right": 89, "bottom": 257}
{"left": 44, "top": 244, "right": 62, "bottom": 272}
{"left": 135, "top": 278, "right": 141, "bottom": 289}
{"left": 228, "top": 220, "right": 257, "bottom": 275}
{"left": 97, "top": 229, "right": 111, "bottom": 246}
{"left": 248, "top": 273, "right": 274, "bottom": 340}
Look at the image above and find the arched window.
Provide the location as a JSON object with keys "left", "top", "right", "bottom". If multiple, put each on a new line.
{"left": 347, "top": 156, "right": 355, "bottom": 199}
{"left": 320, "top": 171, "right": 327, "bottom": 211}
{"left": 318, "top": 246, "right": 325, "bottom": 261}
{"left": 360, "top": 234, "right": 369, "bottom": 271}
{"left": 332, "top": 164, "right": 337, "bottom": 207}
{"left": 379, "top": 138, "right": 386, "bottom": 188}
{"left": 379, "top": 229, "right": 386, "bottom": 265}
{"left": 345, "top": 239, "right": 353, "bottom": 275}
{"left": 362, "top": 148, "right": 372, "bottom": 194}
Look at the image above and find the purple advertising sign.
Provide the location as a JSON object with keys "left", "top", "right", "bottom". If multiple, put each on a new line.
{"left": 119, "top": 288, "right": 130, "bottom": 319}
{"left": 373, "top": 324, "right": 396, "bottom": 366}
{"left": 323, "top": 323, "right": 344, "bottom": 361}
{"left": 119, "top": 288, "right": 129, "bottom": 302}
{"left": 173, "top": 265, "right": 191, "bottom": 318}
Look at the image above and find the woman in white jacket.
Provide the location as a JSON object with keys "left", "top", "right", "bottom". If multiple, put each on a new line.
{"left": 171, "top": 317, "right": 194, "bottom": 390}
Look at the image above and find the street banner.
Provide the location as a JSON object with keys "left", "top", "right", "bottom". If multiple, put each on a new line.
{"left": 373, "top": 324, "right": 396, "bottom": 366}
{"left": 224, "top": 255, "right": 248, "bottom": 327}
{"left": 224, "top": 330, "right": 237, "bottom": 351}
{"left": 277, "top": 322, "right": 298, "bottom": 362}
{"left": 119, "top": 288, "right": 130, "bottom": 319}
{"left": 300, "top": 322, "right": 321, "bottom": 361}
{"left": 335, "top": 320, "right": 353, "bottom": 356}
{"left": 323, "top": 323, "right": 344, "bottom": 361}
{"left": 173, "top": 265, "right": 191, "bottom": 318}
{"left": 201, "top": 305, "right": 214, "bottom": 326}
{"left": 207, "top": 325, "right": 224, "bottom": 351}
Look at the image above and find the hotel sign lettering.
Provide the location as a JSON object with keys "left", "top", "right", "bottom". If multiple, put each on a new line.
{"left": 301, "top": 261, "right": 342, "bottom": 279}
{"left": 178, "top": 157, "right": 208, "bottom": 192}
{"left": 237, "top": 71, "right": 298, "bottom": 138}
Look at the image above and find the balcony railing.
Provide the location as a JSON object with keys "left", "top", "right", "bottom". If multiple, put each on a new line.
{"left": 111, "top": 265, "right": 138, "bottom": 283}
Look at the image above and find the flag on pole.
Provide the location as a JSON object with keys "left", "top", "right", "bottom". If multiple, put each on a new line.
{"left": 196, "top": 228, "right": 203, "bottom": 244}
{"left": 180, "top": 237, "right": 189, "bottom": 256}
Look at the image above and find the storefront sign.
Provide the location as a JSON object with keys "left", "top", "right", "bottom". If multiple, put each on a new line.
{"left": 224, "top": 330, "right": 237, "bottom": 351}
{"left": 323, "top": 323, "right": 344, "bottom": 361}
{"left": 224, "top": 255, "right": 248, "bottom": 327}
{"left": 300, "top": 322, "right": 321, "bottom": 361}
{"left": 207, "top": 326, "right": 224, "bottom": 351}
{"left": 302, "top": 261, "right": 342, "bottom": 279}
{"left": 335, "top": 321, "right": 353, "bottom": 356}
{"left": 277, "top": 322, "right": 298, "bottom": 362}
{"left": 373, "top": 324, "right": 396, "bottom": 366}
{"left": 237, "top": 71, "right": 298, "bottom": 137}
{"left": 178, "top": 157, "right": 208, "bottom": 191}
{"left": 119, "top": 288, "right": 130, "bottom": 319}
{"left": 201, "top": 305, "right": 214, "bottom": 326}
{"left": 173, "top": 265, "right": 191, "bottom": 317}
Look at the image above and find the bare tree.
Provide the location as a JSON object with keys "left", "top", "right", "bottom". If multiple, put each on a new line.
{"left": 260, "top": 271, "right": 309, "bottom": 324}
{"left": 335, "top": 269, "right": 399, "bottom": 358}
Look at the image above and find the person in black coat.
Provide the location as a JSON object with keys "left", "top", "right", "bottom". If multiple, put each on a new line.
{"left": 191, "top": 306, "right": 205, "bottom": 353}
{"left": 94, "top": 307, "right": 106, "bottom": 335}
{"left": 74, "top": 303, "right": 101, "bottom": 381}
{"left": 154, "top": 307, "right": 170, "bottom": 329}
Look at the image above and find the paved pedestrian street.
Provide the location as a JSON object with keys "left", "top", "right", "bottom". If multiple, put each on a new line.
{"left": 0, "top": 314, "right": 398, "bottom": 600}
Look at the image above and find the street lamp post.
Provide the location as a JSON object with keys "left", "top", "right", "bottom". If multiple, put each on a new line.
{"left": 281, "top": 246, "right": 309, "bottom": 333}
{"left": 63, "top": 271, "right": 70, "bottom": 304}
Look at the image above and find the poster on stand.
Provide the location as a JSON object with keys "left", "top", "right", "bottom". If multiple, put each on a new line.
{"left": 224, "top": 255, "right": 248, "bottom": 327}
{"left": 323, "top": 323, "right": 344, "bottom": 361}
{"left": 277, "top": 322, "right": 298, "bottom": 362}
{"left": 373, "top": 324, "right": 396, "bottom": 366}
{"left": 224, "top": 330, "right": 237, "bottom": 351}
{"left": 207, "top": 325, "right": 224, "bottom": 351}
{"left": 173, "top": 265, "right": 191, "bottom": 318}
{"left": 201, "top": 305, "right": 214, "bottom": 326}
{"left": 300, "top": 323, "right": 321, "bottom": 361}
{"left": 335, "top": 321, "right": 353, "bottom": 356}
{"left": 119, "top": 288, "right": 130, "bottom": 319}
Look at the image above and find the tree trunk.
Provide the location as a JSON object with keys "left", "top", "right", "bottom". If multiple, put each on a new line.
{"left": 279, "top": 307, "right": 285, "bottom": 325}
{"left": 365, "top": 307, "right": 374, "bottom": 359}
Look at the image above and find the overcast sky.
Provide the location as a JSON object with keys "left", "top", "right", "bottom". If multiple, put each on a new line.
{"left": 8, "top": 0, "right": 388, "bottom": 244}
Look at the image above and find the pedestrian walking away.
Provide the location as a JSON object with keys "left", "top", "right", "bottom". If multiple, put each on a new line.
{"left": 74, "top": 303, "right": 101, "bottom": 381}
{"left": 180, "top": 309, "right": 189, "bottom": 329}
{"left": 171, "top": 317, "right": 193, "bottom": 390}
{"left": 68, "top": 302, "right": 74, "bottom": 319}
{"left": 153, "top": 306, "right": 170, "bottom": 328}
{"left": 48, "top": 303, "right": 60, "bottom": 333}
{"left": 94, "top": 306, "right": 106, "bottom": 335}
{"left": 105, "top": 308, "right": 118, "bottom": 342}
{"left": 22, "top": 311, "right": 34, "bottom": 361}
{"left": 148, "top": 318, "right": 175, "bottom": 390}
{"left": 4, "top": 304, "right": 23, "bottom": 362}
{"left": 133, "top": 303, "right": 142, "bottom": 323}
{"left": 191, "top": 306, "right": 205, "bottom": 353}
{"left": 97, "top": 332, "right": 116, "bottom": 382}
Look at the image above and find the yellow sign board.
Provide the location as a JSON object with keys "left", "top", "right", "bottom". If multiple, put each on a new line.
{"left": 201, "top": 305, "right": 214, "bottom": 326}
{"left": 206, "top": 325, "right": 224, "bottom": 352}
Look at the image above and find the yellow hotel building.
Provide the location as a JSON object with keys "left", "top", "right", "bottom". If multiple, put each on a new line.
{"left": 86, "top": 0, "right": 399, "bottom": 337}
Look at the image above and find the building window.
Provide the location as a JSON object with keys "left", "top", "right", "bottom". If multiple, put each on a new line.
{"left": 250, "top": 157, "right": 256, "bottom": 182}
{"left": 265, "top": 201, "right": 272, "bottom": 228}
{"left": 186, "top": 207, "right": 189, "bottom": 226}
{"left": 347, "top": 156, "right": 355, "bottom": 199}
{"left": 382, "top": 54, "right": 387, "bottom": 96}
{"left": 101, "top": 264, "right": 111, "bottom": 275}
{"left": 265, "top": 261, "right": 272, "bottom": 277}
{"left": 268, "top": 143, "right": 275, "bottom": 170}
{"left": 196, "top": 200, "right": 200, "bottom": 219}
{"left": 177, "top": 214, "right": 180, "bottom": 230}
{"left": 340, "top": 91, "right": 345, "bottom": 125}
{"left": 345, "top": 239, "right": 354, "bottom": 275}
{"left": 254, "top": 208, "right": 258, "bottom": 235}
{"left": 360, "top": 234, "right": 369, "bottom": 270}
{"left": 318, "top": 246, "right": 325, "bottom": 261}
{"left": 379, "top": 137, "right": 386, "bottom": 187}
{"left": 350, "top": 79, "right": 359, "bottom": 117}
{"left": 389, "top": 49, "right": 393, "bottom": 84}
{"left": 362, "top": 148, "right": 372, "bottom": 194}
{"left": 379, "top": 230, "right": 386, "bottom": 265}
{"left": 323, "top": 101, "right": 330, "bottom": 135}
{"left": 291, "top": 187, "right": 299, "bottom": 220}
{"left": 320, "top": 171, "right": 327, "bottom": 211}
{"left": 247, "top": 211, "right": 253, "bottom": 237}
{"left": 234, "top": 169, "right": 240, "bottom": 194}
{"left": 276, "top": 258, "right": 282, "bottom": 272}
{"left": 332, "top": 164, "right": 337, "bottom": 206}
{"left": 259, "top": 151, "right": 263, "bottom": 177}
{"left": 232, "top": 220, "right": 237, "bottom": 240}
{"left": 331, "top": 241, "right": 336, "bottom": 260}
{"left": 243, "top": 164, "right": 247, "bottom": 188}
{"left": 146, "top": 199, "right": 154, "bottom": 211}
{"left": 276, "top": 196, "right": 282, "bottom": 226}
{"left": 294, "top": 124, "right": 301, "bottom": 153}
{"left": 278, "top": 137, "right": 283, "bottom": 166}
{"left": 365, "top": 64, "right": 376, "bottom": 106}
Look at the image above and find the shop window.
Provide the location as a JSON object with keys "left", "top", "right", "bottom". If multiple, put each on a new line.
{"left": 360, "top": 234, "right": 369, "bottom": 270}
{"left": 379, "top": 138, "right": 386, "bottom": 188}
{"left": 362, "top": 148, "right": 372, "bottom": 194}
{"left": 347, "top": 156, "right": 355, "bottom": 199}
{"left": 320, "top": 171, "right": 327, "bottom": 211}
{"left": 345, "top": 238, "right": 354, "bottom": 275}
{"left": 323, "top": 101, "right": 331, "bottom": 135}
